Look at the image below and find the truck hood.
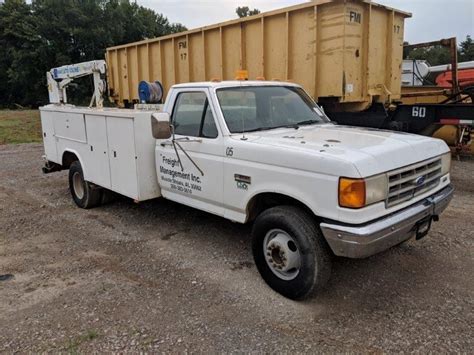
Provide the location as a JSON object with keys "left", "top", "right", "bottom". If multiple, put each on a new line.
{"left": 239, "top": 124, "right": 449, "bottom": 176}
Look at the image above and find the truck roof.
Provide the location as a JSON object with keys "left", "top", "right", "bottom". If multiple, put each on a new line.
{"left": 171, "top": 80, "right": 301, "bottom": 89}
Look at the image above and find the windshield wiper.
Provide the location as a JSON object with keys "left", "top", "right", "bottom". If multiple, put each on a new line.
{"left": 241, "top": 121, "right": 318, "bottom": 133}
{"left": 242, "top": 125, "right": 295, "bottom": 133}
{"left": 272, "top": 120, "right": 318, "bottom": 130}
{"left": 242, "top": 126, "right": 274, "bottom": 133}
{"left": 295, "top": 119, "right": 319, "bottom": 126}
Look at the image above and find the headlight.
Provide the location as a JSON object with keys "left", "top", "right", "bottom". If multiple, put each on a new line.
{"left": 441, "top": 152, "right": 451, "bottom": 175}
{"left": 339, "top": 174, "right": 388, "bottom": 209}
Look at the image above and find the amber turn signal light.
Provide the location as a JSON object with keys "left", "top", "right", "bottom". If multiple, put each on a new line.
{"left": 339, "top": 178, "right": 366, "bottom": 209}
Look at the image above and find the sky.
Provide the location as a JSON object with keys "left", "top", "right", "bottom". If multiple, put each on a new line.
{"left": 140, "top": 0, "right": 473, "bottom": 44}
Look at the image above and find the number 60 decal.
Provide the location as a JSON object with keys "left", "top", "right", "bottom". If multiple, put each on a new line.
{"left": 412, "top": 106, "right": 426, "bottom": 118}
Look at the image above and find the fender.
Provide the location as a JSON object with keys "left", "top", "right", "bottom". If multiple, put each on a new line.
{"left": 61, "top": 148, "right": 88, "bottom": 179}
{"left": 241, "top": 186, "right": 320, "bottom": 223}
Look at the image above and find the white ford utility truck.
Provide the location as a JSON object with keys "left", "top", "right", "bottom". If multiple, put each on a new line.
{"left": 40, "top": 74, "right": 454, "bottom": 299}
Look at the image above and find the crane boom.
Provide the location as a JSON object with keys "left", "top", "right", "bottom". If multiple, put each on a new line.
{"left": 46, "top": 60, "right": 106, "bottom": 108}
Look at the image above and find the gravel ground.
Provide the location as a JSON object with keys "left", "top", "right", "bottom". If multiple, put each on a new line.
{"left": 0, "top": 143, "right": 473, "bottom": 352}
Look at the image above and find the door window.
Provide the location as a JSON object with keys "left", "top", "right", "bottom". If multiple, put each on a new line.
{"left": 172, "top": 92, "right": 218, "bottom": 138}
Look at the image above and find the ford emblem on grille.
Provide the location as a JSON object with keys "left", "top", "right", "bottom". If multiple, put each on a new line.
{"left": 413, "top": 176, "right": 426, "bottom": 186}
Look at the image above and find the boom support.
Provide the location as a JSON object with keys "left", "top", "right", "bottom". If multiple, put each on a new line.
{"left": 46, "top": 60, "right": 107, "bottom": 108}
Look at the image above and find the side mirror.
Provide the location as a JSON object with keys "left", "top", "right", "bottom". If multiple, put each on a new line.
{"left": 151, "top": 112, "right": 171, "bottom": 139}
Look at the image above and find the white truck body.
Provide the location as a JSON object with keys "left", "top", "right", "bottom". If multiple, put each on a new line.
{"left": 40, "top": 105, "right": 161, "bottom": 201}
{"left": 40, "top": 80, "right": 454, "bottom": 299}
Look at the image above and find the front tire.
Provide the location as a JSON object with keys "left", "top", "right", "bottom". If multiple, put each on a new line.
{"left": 68, "top": 161, "right": 102, "bottom": 209}
{"left": 252, "top": 206, "right": 332, "bottom": 300}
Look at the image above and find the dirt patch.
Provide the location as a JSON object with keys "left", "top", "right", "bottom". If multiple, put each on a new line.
{"left": 0, "top": 143, "right": 473, "bottom": 352}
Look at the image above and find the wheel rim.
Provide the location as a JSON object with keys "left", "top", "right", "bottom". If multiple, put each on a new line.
{"left": 263, "top": 229, "right": 301, "bottom": 281}
{"left": 72, "top": 171, "right": 85, "bottom": 199}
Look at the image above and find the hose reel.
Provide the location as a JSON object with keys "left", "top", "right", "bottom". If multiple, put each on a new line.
{"left": 138, "top": 81, "right": 164, "bottom": 104}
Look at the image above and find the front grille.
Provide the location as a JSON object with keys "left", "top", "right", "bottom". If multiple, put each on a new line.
{"left": 386, "top": 157, "right": 442, "bottom": 207}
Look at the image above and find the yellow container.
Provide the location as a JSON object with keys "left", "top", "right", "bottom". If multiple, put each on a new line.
{"left": 106, "top": 0, "right": 410, "bottom": 110}
{"left": 400, "top": 86, "right": 451, "bottom": 105}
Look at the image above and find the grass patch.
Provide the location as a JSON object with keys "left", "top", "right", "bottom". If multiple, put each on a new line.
{"left": 0, "top": 110, "right": 42, "bottom": 144}
{"left": 66, "top": 329, "right": 99, "bottom": 354}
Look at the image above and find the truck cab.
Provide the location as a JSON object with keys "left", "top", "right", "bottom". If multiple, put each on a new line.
{"left": 41, "top": 80, "right": 454, "bottom": 299}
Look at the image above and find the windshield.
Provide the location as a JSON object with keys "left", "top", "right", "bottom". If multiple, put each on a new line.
{"left": 216, "top": 86, "right": 329, "bottom": 133}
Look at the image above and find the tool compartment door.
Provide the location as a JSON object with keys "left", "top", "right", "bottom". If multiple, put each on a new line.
{"left": 85, "top": 115, "right": 111, "bottom": 188}
{"left": 52, "top": 112, "right": 87, "bottom": 142}
{"left": 106, "top": 116, "right": 139, "bottom": 199}
{"left": 40, "top": 110, "right": 59, "bottom": 162}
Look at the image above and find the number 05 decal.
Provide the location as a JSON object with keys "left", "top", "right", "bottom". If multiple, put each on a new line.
{"left": 412, "top": 106, "right": 426, "bottom": 118}
{"left": 226, "top": 147, "right": 234, "bottom": 157}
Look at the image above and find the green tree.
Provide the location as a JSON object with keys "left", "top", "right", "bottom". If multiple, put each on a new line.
{"left": 236, "top": 6, "right": 261, "bottom": 18}
{"left": 0, "top": 0, "right": 45, "bottom": 106}
{"left": 404, "top": 35, "right": 474, "bottom": 66}
{"left": 0, "top": 0, "right": 187, "bottom": 107}
{"left": 459, "top": 35, "right": 474, "bottom": 62}
{"left": 101, "top": 0, "right": 186, "bottom": 46}
{"left": 405, "top": 46, "right": 451, "bottom": 66}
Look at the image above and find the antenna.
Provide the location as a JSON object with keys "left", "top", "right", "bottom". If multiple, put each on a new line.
{"left": 170, "top": 122, "right": 183, "bottom": 172}
{"left": 240, "top": 80, "right": 248, "bottom": 141}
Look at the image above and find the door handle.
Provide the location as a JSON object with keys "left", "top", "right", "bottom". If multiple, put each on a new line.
{"left": 113, "top": 151, "right": 117, "bottom": 158}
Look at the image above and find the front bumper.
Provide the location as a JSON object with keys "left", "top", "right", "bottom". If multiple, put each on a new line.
{"left": 320, "top": 185, "right": 454, "bottom": 258}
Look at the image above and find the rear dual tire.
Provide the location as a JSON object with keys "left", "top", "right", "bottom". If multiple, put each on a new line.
{"left": 68, "top": 161, "right": 102, "bottom": 209}
{"left": 252, "top": 206, "right": 332, "bottom": 300}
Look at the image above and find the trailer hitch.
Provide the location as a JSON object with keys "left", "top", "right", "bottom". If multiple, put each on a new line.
{"left": 42, "top": 161, "right": 62, "bottom": 174}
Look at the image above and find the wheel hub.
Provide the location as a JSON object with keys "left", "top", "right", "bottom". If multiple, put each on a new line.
{"left": 72, "top": 171, "right": 85, "bottom": 199}
{"left": 263, "top": 229, "right": 301, "bottom": 281}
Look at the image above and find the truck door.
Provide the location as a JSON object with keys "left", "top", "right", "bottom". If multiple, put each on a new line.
{"left": 156, "top": 89, "right": 224, "bottom": 216}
